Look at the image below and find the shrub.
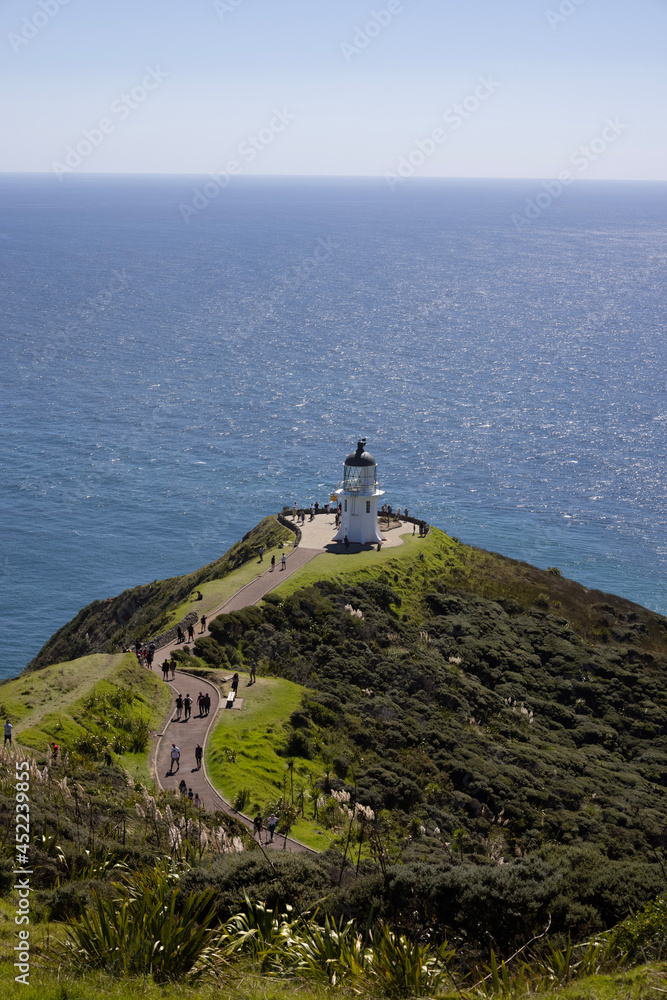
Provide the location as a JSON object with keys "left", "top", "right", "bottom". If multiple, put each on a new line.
{"left": 60, "top": 862, "right": 221, "bottom": 983}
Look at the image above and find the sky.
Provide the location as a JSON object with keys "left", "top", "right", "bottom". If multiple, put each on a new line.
{"left": 1, "top": 0, "right": 665, "bottom": 179}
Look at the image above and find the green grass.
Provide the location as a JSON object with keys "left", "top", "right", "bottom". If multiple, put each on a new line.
{"left": 270, "top": 529, "right": 442, "bottom": 619}
{"left": 0, "top": 654, "right": 126, "bottom": 730}
{"left": 6, "top": 652, "right": 170, "bottom": 781}
{"left": 206, "top": 673, "right": 330, "bottom": 851}
{"left": 165, "top": 541, "right": 297, "bottom": 628}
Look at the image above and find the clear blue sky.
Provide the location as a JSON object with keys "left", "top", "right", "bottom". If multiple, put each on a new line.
{"left": 1, "top": 0, "right": 665, "bottom": 178}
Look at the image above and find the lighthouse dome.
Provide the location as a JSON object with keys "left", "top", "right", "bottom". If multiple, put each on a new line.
{"left": 344, "top": 439, "right": 376, "bottom": 468}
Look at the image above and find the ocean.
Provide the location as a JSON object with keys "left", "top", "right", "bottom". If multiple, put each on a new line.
{"left": 1, "top": 174, "right": 666, "bottom": 680}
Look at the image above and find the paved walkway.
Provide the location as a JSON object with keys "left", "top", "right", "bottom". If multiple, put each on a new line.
{"left": 148, "top": 513, "right": 410, "bottom": 853}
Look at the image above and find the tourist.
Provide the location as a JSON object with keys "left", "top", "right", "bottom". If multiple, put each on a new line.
{"left": 188, "top": 787, "right": 194, "bottom": 803}
{"left": 281, "top": 552, "right": 287, "bottom": 570}
{"left": 267, "top": 812, "right": 278, "bottom": 843}
{"left": 162, "top": 661, "right": 169, "bottom": 680}
{"left": 344, "top": 534, "right": 349, "bottom": 551}
{"left": 179, "top": 779, "right": 187, "bottom": 796}
{"left": 258, "top": 545, "right": 264, "bottom": 562}
{"left": 231, "top": 673, "right": 239, "bottom": 694}
{"left": 187, "top": 622, "right": 195, "bottom": 641}
{"left": 177, "top": 625, "right": 184, "bottom": 643}
{"left": 183, "top": 693, "right": 192, "bottom": 720}
{"left": 249, "top": 661, "right": 256, "bottom": 684}
{"left": 175, "top": 695, "right": 183, "bottom": 721}
{"left": 204, "top": 693, "right": 211, "bottom": 715}
{"left": 404, "top": 508, "right": 409, "bottom": 519}
{"left": 3, "top": 720, "right": 12, "bottom": 746}
{"left": 195, "top": 743, "right": 203, "bottom": 769}
{"left": 200, "top": 614, "right": 207, "bottom": 634}
{"left": 194, "top": 792, "right": 201, "bottom": 809}
{"left": 253, "top": 813, "right": 263, "bottom": 840}
{"left": 170, "top": 744, "right": 181, "bottom": 773}
{"left": 271, "top": 554, "right": 275, "bottom": 571}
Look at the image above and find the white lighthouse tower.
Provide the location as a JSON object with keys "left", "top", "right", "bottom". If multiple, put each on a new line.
{"left": 333, "top": 439, "right": 385, "bottom": 545}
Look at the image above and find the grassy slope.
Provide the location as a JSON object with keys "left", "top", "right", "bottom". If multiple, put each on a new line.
{"left": 165, "top": 537, "right": 297, "bottom": 628}
{"left": 5, "top": 652, "right": 170, "bottom": 782}
{"left": 272, "top": 526, "right": 666, "bottom": 651}
{"left": 206, "top": 672, "right": 330, "bottom": 851}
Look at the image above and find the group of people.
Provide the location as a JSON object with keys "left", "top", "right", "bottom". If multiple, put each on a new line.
{"left": 253, "top": 811, "right": 279, "bottom": 843}
{"left": 177, "top": 779, "right": 203, "bottom": 809}
{"left": 291, "top": 501, "right": 339, "bottom": 524}
{"left": 134, "top": 639, "right": 156, "bottom": 669}
{"left": 174, "top": 691, "right": 211, "bottom": 721}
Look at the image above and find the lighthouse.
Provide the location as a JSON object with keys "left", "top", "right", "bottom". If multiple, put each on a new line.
{"left": 333, "top": 439, "right": 385, "bottom": 545}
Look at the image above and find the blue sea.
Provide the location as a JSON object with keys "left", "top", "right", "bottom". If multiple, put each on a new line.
{"left": 1, "top": 174, "right": 666, "bottom": 680}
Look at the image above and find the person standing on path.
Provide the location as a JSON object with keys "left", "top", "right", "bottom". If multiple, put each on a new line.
{"left": 187, "top": 623, "right": 195, "bottom": 642}
{"left": 3, "top": 720, "right": 11, "bottom": 746}
{"left": 200, "top": 614, "right": 207, "bottom": 634}
{"left": 177, "top": 626, "right": 184, "bottom": 643}
{"left": 253, "top": 813, "right": 263, "bottom": 841}
{"left": 195, "top": 743, "right": 203, "bottom": 769}
{"left": 184, "top": 694, "right": 192, "bottom": 721}
{"left": 267, "top": 812, "right": 278, "bottom": 843}
{"left": 162, "top": 661, "right": 169, "bottom": 681}
{"left": 170, "top": 744, "right": 180, "bottom": 774}
{"left": 175, "top": 695, "right": 183, "bottom": 721}
{"left": 281, "top": 552, "right": 286, "bottom": 570}
{"left": 204, "top": 693, "right": 211, "bottom": 715}
{"left": 270, "top": 555, "right": 275, "bottom": 571}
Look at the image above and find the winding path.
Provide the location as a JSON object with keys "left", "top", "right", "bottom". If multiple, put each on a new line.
{"left": 148, "top": 527, "right": 326, "bottom": 852}
{"left": 147, "top": 513, "right": 409, "bottom": 852}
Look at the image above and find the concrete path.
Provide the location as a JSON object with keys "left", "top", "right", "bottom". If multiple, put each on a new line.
{"left": 149, "top": 522, "right": 328, "bottom": 853}
{"left": 151, "top": 669, "right": 313, "bottom": 852}
{"left": 148, "top": 512, "right": 410, "bottom": 853}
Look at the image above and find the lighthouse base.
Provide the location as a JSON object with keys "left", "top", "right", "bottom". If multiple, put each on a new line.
{"left": 333, "top": 518, "right": 384, "bottom": 546}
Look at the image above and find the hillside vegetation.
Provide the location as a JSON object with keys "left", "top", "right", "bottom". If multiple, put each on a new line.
{"left": 192, "top": 526, "right": 667, "bottom": 946}
{"left": 5, "top": 519, "right": 667, "bottom": 995}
